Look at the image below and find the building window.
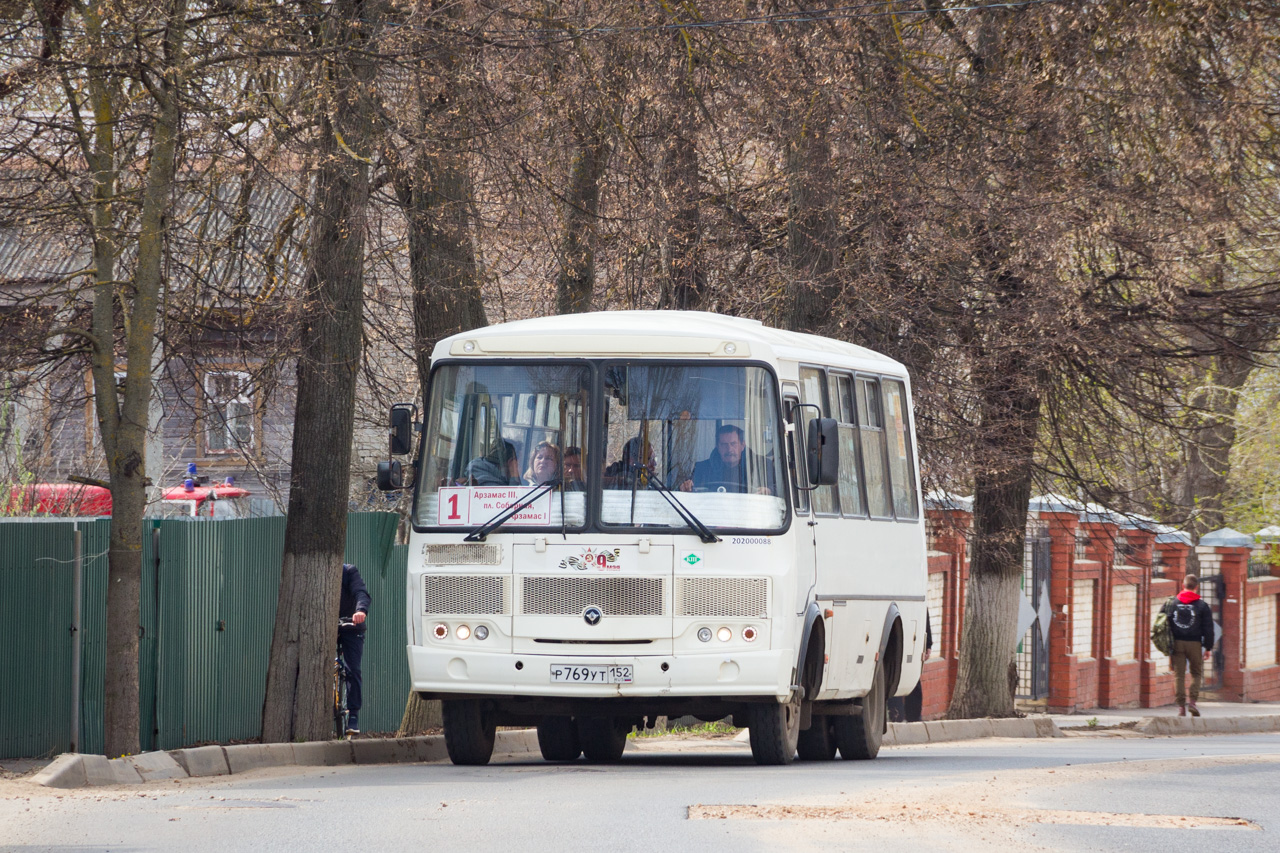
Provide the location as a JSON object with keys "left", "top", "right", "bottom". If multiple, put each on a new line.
{"left": 205, "top": 370, "right": 253, "bottom": 454}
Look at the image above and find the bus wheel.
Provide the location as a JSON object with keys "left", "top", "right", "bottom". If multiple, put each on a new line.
{"left": 537, "top": 716, "right": 582, "bottom": 762}
{"left": 442, "top": 699, "right": 496, "bottom": 766}
{"left": 748, "top": 693, "right": 801, "bottom": 765}
{"left": 796, "top": 714, "right": 836, "bottom": 761}
{"left": 577, "top": 717, "right": 629, "bottom": 762}
{"left": 835, "top": 663, "right": 885, "bottom": 760}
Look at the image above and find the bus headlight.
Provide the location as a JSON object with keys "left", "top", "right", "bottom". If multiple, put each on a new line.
{"left": 474, "top": 625, "right": 489, "bottom": 641}
{"left": 717, "top": 627, "right": 732, "bottom": 642}
{"left": 697, "top": 627, "right": 712, "bottom": 643}
{"left": 432, "top": 623, "right": 448, "bottom": 640}
{"left": 742, "top": 626, "right": 758, "bottom": 642}
{"left": 456, "top": 625, "right": 471, "bottom": 641}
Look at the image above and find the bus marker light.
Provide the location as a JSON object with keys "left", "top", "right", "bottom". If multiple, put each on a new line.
{"left": 742, "top": 626, "right": 757, "bottom": 642}
{"left": 433, "top": 623, "right": 448, "bottom": 640}
{"left": 697, "top": 627, "right": 712, "bottom": 643}
{"left": 474, "top": 625, "right": 489, "bottom": 641}
{"left": 717, "top": 627, "right": 732, "bottom": 642}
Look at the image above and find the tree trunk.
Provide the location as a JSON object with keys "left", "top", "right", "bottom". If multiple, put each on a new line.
{"left": 262, "top": 0, "right": 378, "bottom": 744}
{"left": 398, "top": 693, "right": 442, "bottom": 736}
{"left": 95, "top": 0, "right": 187, "bottom": 758}
{"left": 783, "top": 120, "right": 841, "bottom": 333}
{"left": 947, "top": 364, "right": 1040, "bottom": 719}
{"left": 555, "top": 127, "right": 610, "bottom": 315}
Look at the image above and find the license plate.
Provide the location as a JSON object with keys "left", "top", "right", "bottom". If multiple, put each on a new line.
{"left": 549, "top": 664, "right": 633, "bottom": 684}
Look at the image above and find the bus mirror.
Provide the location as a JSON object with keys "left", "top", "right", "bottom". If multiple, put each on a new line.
{"left": 377, "top": 459, "right": 403, "bottom": 491}
{"left": 807, "top": 417, "right": 839, "bottom": 486}
{"left": 389, "top": 403, "right": 416, "bottom": 456}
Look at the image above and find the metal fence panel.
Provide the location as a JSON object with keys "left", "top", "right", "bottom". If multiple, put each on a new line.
{"left": 6, "top": 512, "right": 408, "bottom": 758}
{"left": 0, "top": 519, "right": 110, "bottom": 760}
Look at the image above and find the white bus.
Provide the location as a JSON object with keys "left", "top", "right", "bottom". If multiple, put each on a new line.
{"left": 377, "top": 311, "right": 927, "bottom": 765}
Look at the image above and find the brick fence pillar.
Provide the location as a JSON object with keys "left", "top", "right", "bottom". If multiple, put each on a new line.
{"left": 1040, "top": 510, "right": 1081, "bottom": 713}
{"left": 923, "top": 508, "right": 971, "bottom": 717}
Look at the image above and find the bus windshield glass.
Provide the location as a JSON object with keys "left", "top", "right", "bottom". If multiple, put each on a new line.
{"left": 601, "top": 363, "right": 786, "bottom": 532}
{"left": 416, "top": 362, "right": 591, "bottom": 531}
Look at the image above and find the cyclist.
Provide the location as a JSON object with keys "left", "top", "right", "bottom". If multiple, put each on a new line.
{"left": 339, "top": 563, "right": 372, "bottom": 734}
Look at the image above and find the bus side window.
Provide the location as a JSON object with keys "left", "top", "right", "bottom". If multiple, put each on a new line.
{"left": 832, "top": 373, "right": 866, "bottom": 517}
{"left": 858, "top": 377, "right": 893, "bottom": 518}
{"left": 799, "top": 367, "right": 839, "bottom": 515}
{"left": 785, "top": 394, "right": 808, "bottom": 514}
{"left": 882, "top": 379, "right": 919, "bottom": 519}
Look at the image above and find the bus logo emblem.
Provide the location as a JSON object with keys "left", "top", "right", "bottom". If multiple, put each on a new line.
{"left": 683, "top": 552, "right": 702, "bottom": 566}
{"left": 583, "top": 607, "right": 603, "bottom": 626}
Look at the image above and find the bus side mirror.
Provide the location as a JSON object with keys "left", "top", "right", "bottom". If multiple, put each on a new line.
{"left": 388, "top": 403, "right": 416, "bottom": 456}
{"left": 807, "top": 417, "right": 839, "bottom": 486}
{"left": 377, "top": 459, "right": 403, "bottom": 491}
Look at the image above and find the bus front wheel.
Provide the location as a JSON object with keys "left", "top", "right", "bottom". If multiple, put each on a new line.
{"left": 748, "top": 692, "right": 801, "bottom": 765}
{"left": 835, "top": 663, "right": 885, "bottom": 760}
{"left": 442, "top": 699, "right": 496, "bottom": 766}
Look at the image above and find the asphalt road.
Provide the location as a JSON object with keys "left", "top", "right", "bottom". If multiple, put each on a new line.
{"left": 3, "top": 732, "right": 1278, "bottom": 852}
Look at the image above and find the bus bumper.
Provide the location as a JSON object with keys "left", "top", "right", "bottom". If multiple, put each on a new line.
{"left": 407, "top": 645, "right": 793, "bottom": 700}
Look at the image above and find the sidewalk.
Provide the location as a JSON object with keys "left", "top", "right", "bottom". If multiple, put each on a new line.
{"left": 1045, "top": 699, "right": 1280, "bottom": 729}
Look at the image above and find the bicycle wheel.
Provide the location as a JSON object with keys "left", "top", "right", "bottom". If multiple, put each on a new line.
{"left": 334, "top": 660, "right": 350, "bottom": 739}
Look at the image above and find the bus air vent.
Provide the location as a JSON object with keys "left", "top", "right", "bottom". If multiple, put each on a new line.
{"left": 423, "top": 575, "right": 507, "bottom": 615}
{"left": 423, "top": 544, "right": 502, "bottom": 565}
{"left": 521, "top": 576, "right": 665, "bottom": 616}
{"left": 675, "top": 577, "right": 769, "bottom": 618}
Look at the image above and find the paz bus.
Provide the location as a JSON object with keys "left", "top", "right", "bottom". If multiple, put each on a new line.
{"left": 377, "top": 311, "right": 927, "bottom": 766}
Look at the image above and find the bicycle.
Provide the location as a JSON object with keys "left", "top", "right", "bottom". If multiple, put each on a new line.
{"left": 334, "top": 618, "right": 356, "bottom": 739}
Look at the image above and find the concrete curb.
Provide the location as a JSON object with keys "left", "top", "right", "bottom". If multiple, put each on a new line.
{"left": 31, "top": 728, "right": 541, "bottom": 789}
{"left": 1135, "top": 714, "right": 1280, "bottom": 736}
{"left": 883, "top": 715, "right": 1062, "bottom": 747}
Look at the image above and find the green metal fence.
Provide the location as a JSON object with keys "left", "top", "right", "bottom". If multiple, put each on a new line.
{"left": 1, "top": 513, "right": 410, "bottom": 759}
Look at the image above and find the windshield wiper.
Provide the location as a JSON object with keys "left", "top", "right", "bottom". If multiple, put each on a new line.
{"left": 464, "top": 479, "right": 561, "bottom": 542}
{"left": 639, "top": 467, "right": 721, "bottom": 544}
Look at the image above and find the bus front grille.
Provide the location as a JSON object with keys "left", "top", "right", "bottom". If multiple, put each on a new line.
{"left": 675, "top": 577, "right": 770, "bottom": 618}
{"left": 520, "top": 576, "right": 665, "bottom": 616}
{"left": 423, "top": 575, "right": 507, "bottom": 615}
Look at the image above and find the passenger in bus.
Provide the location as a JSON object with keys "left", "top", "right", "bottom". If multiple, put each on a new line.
{"left": 679, "top": 424, "right": 775, "bottom": 494}
{"left": 524, "top": 441, "right": 562, "bottom": 487}
{"left": 604, "top": 436, "right": 656, "bottom": 489}
{"left": 563, "top": 446, "right": 586, "bottom": 490}
{"left": 463, "top": 440, "right": 520, "bottom": 486}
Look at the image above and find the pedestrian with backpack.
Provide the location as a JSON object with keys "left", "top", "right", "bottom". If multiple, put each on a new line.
{"left": 1165, "top": 573, "right": 1215, "bottom": 717}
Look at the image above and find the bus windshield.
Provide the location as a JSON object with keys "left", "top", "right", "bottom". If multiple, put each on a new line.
{"left": 415, "top": 360, "right": 786, "bottom": 533}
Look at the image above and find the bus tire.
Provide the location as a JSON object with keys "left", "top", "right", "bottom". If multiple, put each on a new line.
{"left": 577, "top": 716, "right": 629, "bottom": 762}
{"left": 835, "top": 663, "right": 885, "bottom": 760}
{"left": 796, "top": 714, "right": 836, "bottom": 761}
{"left": 748, "top": 693, "right": 801, "bottom": 765}
{"left": 537, "top": 716, "right": 582, "bottom": 762}
{"left": 442, "top": 699, "right": 496, "bottom": 766}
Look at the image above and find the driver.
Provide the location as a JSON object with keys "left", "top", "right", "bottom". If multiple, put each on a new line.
{"left": 679, "top": 424, "right": 774, "bottom": 494}
{"left": 463, "top": 440, "right": 520, "bottom": 486}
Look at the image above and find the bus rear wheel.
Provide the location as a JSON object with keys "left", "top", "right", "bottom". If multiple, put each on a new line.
{"left": 796, "top": 714, "right": 836, "bottom": 760}
{"left": 748, "top": 693, "right": 801, "bottom": 765}
{"left": 537, "top": 716, "right": 582, "bottom": 762}
{"left": 834, "top": 663, "right": 885, "bottom": 760}
{"left": 577, "top": 716, "right": 629, "bottom": 762}
{"left": 442, "top": 699, "right": 496, "bottom": 766}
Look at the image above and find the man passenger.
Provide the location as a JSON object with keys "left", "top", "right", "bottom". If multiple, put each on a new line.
{"left": 680, "top": 424, "right": 774, "bottom": 494}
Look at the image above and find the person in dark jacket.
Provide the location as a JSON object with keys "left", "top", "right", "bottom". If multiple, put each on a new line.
{"left": 1165, "top": 573, "right": 1215, "bottom": 717}
{"left": 678, "top": 424, "right": 776, "bottom": 495}
{"left": 338, "top": 563, "right": 372, "bottom": 733}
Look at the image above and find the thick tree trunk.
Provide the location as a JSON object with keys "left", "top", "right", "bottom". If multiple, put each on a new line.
{"left": 947, "top": 361, "right": 1040, "bottom": 718}
{"left": 554, "top": 128, "right": 610, "bottom": 315}
{"left": 262, "top": 0, "right": 377, "bottom": 744}
{"left": 398, "top": 693, "right": 442, "bottom": 736}
{"left": 658, "top": 128, "right": 704, "bottom": 310}
{"left": 1179, "top": 350, "right": 1258, "bottom": 540}
{"left": 783, "top": 121, "right": 841, "bottom": 333}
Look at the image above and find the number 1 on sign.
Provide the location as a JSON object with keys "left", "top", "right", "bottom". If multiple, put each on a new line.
{"left": 447, "top": 493, "right": 461, "bottom": 520}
